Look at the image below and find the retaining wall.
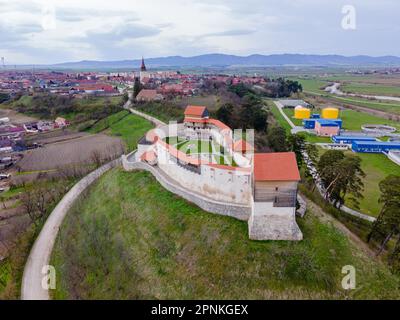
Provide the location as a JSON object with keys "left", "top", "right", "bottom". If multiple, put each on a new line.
{"left": 122, "top": 153, "right": 251, "bottom": 221}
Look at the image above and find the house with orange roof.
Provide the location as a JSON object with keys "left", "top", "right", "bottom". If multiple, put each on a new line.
{"left": 136, "top": 89, "right": 164, "bottom": 102}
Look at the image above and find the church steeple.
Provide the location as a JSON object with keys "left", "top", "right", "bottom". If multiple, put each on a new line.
{"left": 140, "top": 57, "right": 147, "bottom": 71}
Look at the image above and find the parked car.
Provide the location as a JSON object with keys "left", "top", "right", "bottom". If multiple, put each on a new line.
{"left": 0, "top": 173, "right": 11, "bottom": 180}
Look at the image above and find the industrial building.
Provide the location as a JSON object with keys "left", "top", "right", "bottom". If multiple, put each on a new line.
{"left": 303, "top": 119, "right": 342, "bottom": 130}
{"left": 315, "top": 119, "right": 340, "bottom": 136}
{"left": 351, "top": 141, "right": 400, "bottom": 153}
{"left": 332, "top": 136, "right": 376, "bottom": 144}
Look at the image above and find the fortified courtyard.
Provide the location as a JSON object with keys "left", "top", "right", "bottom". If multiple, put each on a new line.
{"left": 123, "top": 105, "right": 302, "bottom": 241}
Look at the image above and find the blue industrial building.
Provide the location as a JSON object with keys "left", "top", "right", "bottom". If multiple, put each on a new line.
{"left": 352, "top": 141, "right": 400, "bottom": 153}
{"left": 303, "top": 119, "right": 343, "bottom": 129}
{"left": 332, "top": 136, "right": 376, "bottom": 144}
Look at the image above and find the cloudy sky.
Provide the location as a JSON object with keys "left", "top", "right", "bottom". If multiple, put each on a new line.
{"left": 1, "top": 0, "right": 399, "bottom": 64}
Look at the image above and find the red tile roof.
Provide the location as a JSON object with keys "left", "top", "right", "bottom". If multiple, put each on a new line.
{"left": 207, "top": 118, "right": 231, "bottom": 131}
{"left": 136, "top": 89, "right": 158, "bottom": 100}
{"left": 140, "top": 150, "right": 157, "bottom": 162}
{"left": 233, "top": 139, "right": 254, "bottom": 152}
{"left": 184, "top": 117, "right": 231, "bottom": 131}
{"left": 254, "top": 152, "right": 300, "bottom": 181}
{"left": 157, "top": 139, "right": 203, "bottom": 166}
{"left": 184, "top": 105, "right": 207, "bottom": 117}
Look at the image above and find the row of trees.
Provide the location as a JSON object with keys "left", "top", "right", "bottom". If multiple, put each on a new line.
{"left": 216, "top": 98, "right": 268, "bottom": 133}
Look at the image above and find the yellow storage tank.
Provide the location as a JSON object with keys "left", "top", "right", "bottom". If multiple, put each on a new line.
{"left": 322, "top": 107, "right": 339, "bottom": 119}
{"left": 294, "top": 106, "right": 311, "bottom": 119}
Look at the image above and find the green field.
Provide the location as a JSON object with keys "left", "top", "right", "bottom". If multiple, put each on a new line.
{"left": 51, "top": 169, "right": 400, "bottom": 299}
{"left": 317, "top": 148, "right": 400, "bottom": 217}
{"left": 339, "top": 109, "right": 400, "bottom": 131}
{"left": 282, "top": 108, "right": 304, "bottom": 126}
{"left": 288, "top": 78, "right": 329, "bottom": 94}
{"left": 266, "top": 102, "right": 292, "bottom": 134}
{"left": 89, "top": 110, "right": 153, "bottom": 151}
{"left": 346, "top": 153, "right": 400, "bottom": 217}
{"left": 341, "top": 82, "right": 400, "bottom": 97}
{"left": 331, "top": 96, "right": 400, "bottom": 115}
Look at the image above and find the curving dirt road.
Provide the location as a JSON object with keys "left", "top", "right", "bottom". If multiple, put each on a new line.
{"left": 21, "top": 159, "right": 120, "bottom": 300}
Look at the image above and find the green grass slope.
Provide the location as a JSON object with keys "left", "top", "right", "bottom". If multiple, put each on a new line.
{"left": 88, "top": 110, "right": 153, "bottom": 151}
{"left": 51, "top": 169, "right": 400, "bottom": 300}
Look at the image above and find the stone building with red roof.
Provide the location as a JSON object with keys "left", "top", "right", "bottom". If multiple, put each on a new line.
{"left": 123, "top": 105, "right": 302, "bottom": 241}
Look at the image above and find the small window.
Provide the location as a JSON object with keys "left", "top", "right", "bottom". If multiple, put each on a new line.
{"left": 275, "top": 187, "right": 279, "bottom": 191}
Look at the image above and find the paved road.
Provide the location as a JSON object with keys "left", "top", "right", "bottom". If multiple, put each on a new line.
{"left": 326, "top": 82, "right": 400, "bottom": 102}
{"left": 21, "top": 159, "right": 120, "bottom": 300}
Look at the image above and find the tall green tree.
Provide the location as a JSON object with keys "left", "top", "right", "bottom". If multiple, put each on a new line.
{"left": 216, "top": 103, "right": 234, "bottom": 127}
{"left": 267, "top": 126, "right": 287, "bottom": 152}
{"left": 133, "top": 77, "right": 142, "bottom": 98}
{"left": 368, "top": 175, "right": 400, "bottom": 262}
{"left": 318, "top": 151, "right": 365, "bottom": 208}
{"left": 287, "top": 134, "right": 306, "bottom": 165}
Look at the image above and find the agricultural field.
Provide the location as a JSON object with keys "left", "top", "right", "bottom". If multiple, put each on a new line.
{"left": 17, "top": 134, "right": 122, "bottom": 172}
{"left": 0, "top": 107, "right": 37, "bottom": 124}
{"left": 287, "top": 77, "right": 330, "bottom": 94}
{"left": 331, "top": 96, "right": 400, "bottom": 115}
{"left": 174, "top": 95, "right": 222, "bottom": 111}
{"left": 51, "top": 169, "right": 400, "bottom": 300}
{"left": 341, "top": 82, "right": 400, "bottom": 97}
{"left": 291, "top": 76, "right": 400, "bottom": 115}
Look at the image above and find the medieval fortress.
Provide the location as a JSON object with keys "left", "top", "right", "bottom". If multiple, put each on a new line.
{"left": 122, "top": 105, "right": 303, "bottom": 240}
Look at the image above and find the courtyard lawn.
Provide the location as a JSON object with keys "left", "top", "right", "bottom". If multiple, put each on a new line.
{"left": 178, "top": 140, "right": 214, "bottom": 154}
{"left": 51, "top": 169, "right": 400, "bottom": 300}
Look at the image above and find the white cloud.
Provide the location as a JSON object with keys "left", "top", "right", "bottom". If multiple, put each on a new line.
{"left": 0, "top": 0, "right": 399, "bottom": 64}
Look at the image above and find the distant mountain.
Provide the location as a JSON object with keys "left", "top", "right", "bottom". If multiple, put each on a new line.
{"left": 45, "top": 53, "right": 400, "bottom": 69}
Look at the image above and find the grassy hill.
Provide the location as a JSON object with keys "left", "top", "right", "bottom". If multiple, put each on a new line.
{"left": 88, "top": 110, "right": 153, "bottom": 151}
{"left": 51, "top": 169, "right": 400, "bottom": 299}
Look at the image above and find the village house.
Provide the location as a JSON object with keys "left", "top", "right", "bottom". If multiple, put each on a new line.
{"left": 136, "top": 89, "right": 164, "bottom": 102}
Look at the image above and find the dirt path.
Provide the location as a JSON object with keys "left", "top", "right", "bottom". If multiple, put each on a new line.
{"left": 304, "top": 196, "right": 376, "bottom": 257}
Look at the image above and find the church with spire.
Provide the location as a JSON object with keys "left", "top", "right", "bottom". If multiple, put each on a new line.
{"left": 140, "top": 57, "right": 147, "bottom": 72}
{"left": 139, "top": 56, "right": 149, "bottom": 84}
